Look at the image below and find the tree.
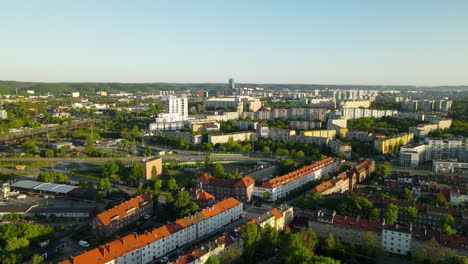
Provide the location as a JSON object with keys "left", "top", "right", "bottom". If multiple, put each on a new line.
{"left": 204, "top": 155, "right": 210, "bottom": 168}
{"left": 45, "top": 149, "right": 55, "bottom": 158}
{"left": 298, "top": 229, "right": 319, "bottom": 253}
{"left": 436, "top": 192, "right": 449, "bottom": 207}
{"left": 5, "top": 237, "right": 30, "bottom": 252}
{"left": 145, "top": 146, "right": 152, "bottom": 157}
{"left": 174, "top": 190, "right": 191, "bottom": 209}
{"left": 153, "top": 178, "right": 163, "bottom": 192}
{"left": 213, "top": 162, "right": 225, "bottom": 178}
{"left": 204, "top": 257, "right": 220, "bottom": 264}
{"left": 167, "top": 178, "right": 178, "bottom": 191}
{"left": 28, "top": 254, "right": 44, "bottom": 264}
{"left": 85, "top": 142, "right": 96, "bottom": 156}
{"left": 263, "top": 191, "right": 271, "bottom": 200}
{"left": 444, "top": 255, "right": 468, "bottom": 264}
{"left": 98, "top": 178, "right": 112, "bottom": 191}
{"left": 441, "top": 215, "right": 456, "bottom": 235}
{"left": 403, "top": 188, "right": 414, "bottom": 202}
{"left": 281, "top": 233, "right": 313, "bottom": 264}
{"left": 151, "top": 166, "right": 158, "bottom": 179}
{"left": 261, "top": 224, "right": 280, "bottom": 255}
{"left": 362, "top": 231, "right": 377, "bottom": 255}
{"left": 242, "top": 223, "right": 261, "bottom": 263}
{"left": 293, "top": 150, "right": 305, "bottom": 159}
{"left": 221, "top": 248, "right": 241, "bottom": 263}
{"left": 400, "top": 206, "right": 418, "bottom": 224}
{"left": 130, "top": 163, "right": 144, "bottom": 183}
{"left": 412, "top": 237, "right": 449, "bottom": 264}
{"left": 103, "top": 161, "right": 119, "bottom": 179}
{"left": 310, "top": 256, "right": 341, "bottom": 264}
{"left": 37, "top": 172, "right": 54, "bottom": 183}
{"left": 369, "top": 208, "right": 380, "bottom": 221}
{"left": 262, "top": 146, "right": 270, "bottom": 153}
{"left": 279, "top": 159, "right": 295, "bottom": 174}
{"left": 54, "top": 173, "right": 68, "bottom": 184}
{"left": 383, "top": 204, "right": 398, "bottom": 225}
{"left": 374, "top": 162, "right": 391, "bottom": 179}
{"left": 276, "top": 148, "right": 289, "bottom": 156}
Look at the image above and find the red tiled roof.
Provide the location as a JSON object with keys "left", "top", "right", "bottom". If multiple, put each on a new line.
{"left": 61, "top": 198, "right": 242, "bottom": 264}
{"left": 311, "top": 181, "right": 334, "bottom": 193}
{"left": 440, "top": 233, "right": 468, "bottom": 251}
{"left": 197, "top": 190, "right": 215, "bottom": 201}
{"left": 196, "top": 173, "right": 214, "bottom": 181}
{"left": 270, "top": 208, "right": 283, "bottom": 220}
{"left": 332, "top": 214, "right": 382, "bottom": 233}
{"left": 260, "top": 157, "right": 336, "bottom": 189}
{"left": 96, "top": 194, "right": 152, "bottom": 226}
{"left": 196, "top": 174, "right": 255, "bottom": 189}
{"left": 234, "top": 176, "right": 255, "bottom": 188}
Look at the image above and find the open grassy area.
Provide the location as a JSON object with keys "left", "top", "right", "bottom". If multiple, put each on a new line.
{"left": 70, "top": 169, "right": 102, "bottom": 180}
{"left": 0, "top": 161, "right": 56, "bottom": 169}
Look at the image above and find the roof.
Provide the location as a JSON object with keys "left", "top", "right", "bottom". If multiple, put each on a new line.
{"left": 0, "top": 204, "right": 37, "bottom": 213}
{"left": 234, "top": 176, "right": 255, "bottom": 188}
{"left": 196, "top": 173, "right": 214, "bottom": 181}
{"left": 197, "top": 190, "right": 215, "bottom": 201}
{"left": 310, "top": 181, "right": 334, "bottom": 193}
{"left": 60, "top": 198, "right": 242, "bottom": 264}
{"left": 196, "top": 174, "right": 255, "bottom": 188}
{"left": 96, "top": 194, "right": 152, "bottom": 226}
{"left": 270, "top": 208, "right": 283, "bottom": 220}
{"left": 332, "top": 214, "right": 382, "bottom": 233}
{"left": 11, "top": 180, "right": 78, "bottom": 194}
{"left": 260, "top": 157, "right": 336, "bottom": 189}
{"left": 440, "top": 233, "right": 468, "bottom": 251}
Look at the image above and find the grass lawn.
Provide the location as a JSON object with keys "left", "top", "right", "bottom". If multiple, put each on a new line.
{"left": 0, "top": 161, "right": 56, "bottom": 169}
{"left": 70, "top": 169, "right": 103, "bottom": 180}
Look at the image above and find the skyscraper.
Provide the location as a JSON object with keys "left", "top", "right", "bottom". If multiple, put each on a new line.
{"left": 229, "top": 78, "right": 235, "bottom": 90}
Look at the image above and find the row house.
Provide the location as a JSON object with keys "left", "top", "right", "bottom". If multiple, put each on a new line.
{"left": 62, "top": 198, "right": 243, "bottom": 264}
{"left": 196, "top": 174, "right": 255, "bottom": 203}
{"left": 248, "top": 205, "right": 294, "bottom": 232}
{"left": 253, "top": 157, "right": 338, "bottom": 201}
{"left": 90, "top": 194, "right": 153, "bottom": 237}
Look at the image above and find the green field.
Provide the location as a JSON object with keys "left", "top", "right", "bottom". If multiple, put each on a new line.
{"left": 70, "top": 169, "right": 103, "bottom": 180}
{"left": 0, "top": 161, "right": 56, "bottom": 169}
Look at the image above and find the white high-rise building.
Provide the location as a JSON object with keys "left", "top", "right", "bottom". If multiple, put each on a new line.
{"left": 163, "top": 95, "right": 188, "bottom": 118}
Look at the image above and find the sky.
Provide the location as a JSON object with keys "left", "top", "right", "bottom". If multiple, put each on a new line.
{"left": 0, "top": 0, "right": 467, "bottom": 86}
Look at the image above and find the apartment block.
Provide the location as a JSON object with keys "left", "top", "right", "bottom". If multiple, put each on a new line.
{"left": 253, "top": 157, "right": 338, "bottom": 201}
{"left": 63, "top": 198, "right": 243, "bottom": 264}
{"left": 90, "top": 194, "right": 153, "bottom": 237}
{"left": 208, "top": 132, "right": 256, "bottom": 144}
{"left": 301, "top": 129, "right": 336, "bottom": 139}
{"left": 374, "top": 133, "right": 414, "bottom": 154}
{"left": 196, "top": 174, "right": 255, "bottom": 203}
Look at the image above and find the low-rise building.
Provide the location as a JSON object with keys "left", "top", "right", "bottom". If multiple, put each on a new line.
{"left": 301, "top": 129, "right": 336, "bottom": 139}
{"left": 90, "top": 194, "right": 153, "bottom": 237}
{"left": 162, "top": 132, "right": 203, "bottom": 145}
{"left": 329, "top": 139, "right": 352, "bottom": 158}
{"left": 141, "top": 157, "right": 163, "bottom": 180}
{"left": 268, "top": 129, "right": 296, "bottom": 142}
{"left": 382, "top": 225, "right": 412, "bottom": 255}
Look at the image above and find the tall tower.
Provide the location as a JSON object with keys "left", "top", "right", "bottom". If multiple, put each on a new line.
{"left": 229, "top": 78, "right": 235, "bottom": 90}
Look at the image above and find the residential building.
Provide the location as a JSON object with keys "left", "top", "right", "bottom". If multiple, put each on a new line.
{"left": 382, "top": 225, "right": 412, "bottom": 255}
{"left": 196, "top": 174, "right": 255, "bottom": 203}
{"left": 241, "top": 108, "right": 327, "bottom": 121}
{"left": 337, "top": 100, "right": 371, "bottom": 109}
{"left": 290, "top": 120, "right": 322, "bottom": 130}
{"left": 208, "top": 132, "right": 256, "bottom": 144}
{"left": 346, "top": 130, "right": 374, "bottom": 141}
{"left": 191, "top": 189, "right": 216, "bottom": 208}
{"left": 149, "top": 95, "right": 188, "bottom": 131}
{"left": 72, "top": 92, "right": 80, "bottom": 98}
{"left": 61, "top": 198, "right": 243, "bottom": 264}
{"left": 338, "top": 108, "right": 398, "bottom": 120}
{"left": 268, "top": 129, "right": 296, "bottom": 142}
{"left": 449, "top": 190, "right": 467, "bottom": 206}
{"left": 90, "top": 194, "right": 153, "bottom": 237}
{"left": 433, "top": 160, "right": 468, "bottom": 174}
{"left": 374, "top": 133, "right": 414, "bottom": 154}
{"left": 161, "top": 132, "right": 203, "bottom": 145}
{"left": 249, "top": 206, "right": 294, "bottom": 231}
{"left": 329, "top": 139, "right": 352, "bottom": 158}
{"left": 205, "top": 96, "right": 262, "bottom": 112}
{"left": 399, "top": 138, "right": 468, "bottom": 167}
{"left": 301, "top": 129, "right": 336, "bottom": 139}
{"left": 189, "top": 121, "right": 220, "bottom": 132}
{"left": 253, "top": 157, "right": 337, "bottom": 201}
{"left": 0, "top": 183, "right": 10, "bottom": 198}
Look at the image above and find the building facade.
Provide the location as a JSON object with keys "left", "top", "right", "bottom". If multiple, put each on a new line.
{"left": 196, "top": 174, "right": 255, "bottom": 203}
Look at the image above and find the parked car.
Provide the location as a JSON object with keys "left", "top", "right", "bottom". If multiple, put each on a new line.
{"left": 79, "top": 240, "right": 90, "bottom": 248}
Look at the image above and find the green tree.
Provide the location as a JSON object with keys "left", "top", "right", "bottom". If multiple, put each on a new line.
{"left": 281, "top": 233, "right": 313, "bottom": 264}
{"left": 54, "top": 173, "right": 68, "bottom": 184}
{"left": 167, "top": 178, "right": 178, "bottom": 191}
{"left": 151, "top": 166, "right": 158, "bottom": 179}
{"left": 279, "top": 159, "right": 295, "bottom": 174}
{"left": 45, "top": 149, "right": 55, "bottom": 158}
{"left": 98, "top": 178, "right": 112, "bottom": 191}
{"left": 374, "top": 162, "right": 391, "bottom": 179}
{"left": 130, "top": 163, "right": 144, "bottom": 183}
{"left": 263, "top": 191, "right": 271, "bottom": 200}
{"left": 37, "top": 172, "right": 54, "bottom": 183}
{"left": 369, "top": 208, "right": 380, "bottom": 221}
{"left": 213, "top": 162, "right": 226, "bottom": 178}
{"left": 242, "top": 223, "right": 261, "bottom": 263}
{"left": 298, "top": 229, "right": 319, "bottom": 253}
{"left": 262, "top": 146, "right": 270, "bottom": 153}
{"left": 361, "top": 231, "right": 377, "bottom": 255}
{"left": 153, "top": 178, "right": 163, "bottom": 192}
{"left": 309, "top": 256, "right": 341, "bottom": 264}
{"left": 436, "top": 192, "right": 449, "bottom": 207}
{"left": 441, "top": 215, "right": 456, "bottom": 235}
{"left": 5, "top": 237, "right": 30, "bottom": 252}
{"left": 85, "top": 142, "right": 96, "bottom": 156}
{"left": 204, "top": 257, "right": 221, "bottom": 264}
{"left": 383, "top": 204, "right": 398, "bottom": 225}
{"left": 403, "top": 188, "right": 414, "bottom": 202}
{"left": 276, "top": 148, "right": 290, "bottom": 156}
{"left": 145, "top": 146, "right": 152, "bottom": 157}
{"left": 174, "top": 190, "right": 191, "bottom": 209}
{"left": 204, "top": 155, "right": 210, "bottom": 168}
{"left": 400, "top": 206, "right": 418, "bottom": 224}
{"left": 261, "top": 224, "right": 280, "bottom": 256}
{"left": 103, "top": 161, "right": 119, "bottom": 179}
{"left": 444, "top": 255, "right": 468, "bottom": 264}
{"left": 28, "top": 254, "right": 44, "bottom": 264}
{"left": 293, "top": 150, "right": 305, "bottom": 159}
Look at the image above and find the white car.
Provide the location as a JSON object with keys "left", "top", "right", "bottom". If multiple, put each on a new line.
{"left": 143, "top": 214, "right": 151, "bottom": 220}
{"left": 79, "top": 240, "right": 90, "bottom": 248}
{"left": 159, "top": 256, "right": 169, "bottom": 263}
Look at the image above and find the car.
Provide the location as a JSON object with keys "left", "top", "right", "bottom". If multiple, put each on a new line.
{"left": 143, "top": 214, "right": 151, "bottom": 220}
{"left": 79, "top": 240, "right": 90, "bottom": 248}
{"left": 159, "top": 256, "right": 169, "bottom": 263}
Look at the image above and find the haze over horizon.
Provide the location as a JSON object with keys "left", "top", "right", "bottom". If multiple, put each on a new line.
{"left": 1, "top": 0, "right": 467, "bottom": 86}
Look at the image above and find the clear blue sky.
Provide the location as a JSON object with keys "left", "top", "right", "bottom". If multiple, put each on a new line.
{"left": 1, "top": 0, "right": 467, "bottom": 85}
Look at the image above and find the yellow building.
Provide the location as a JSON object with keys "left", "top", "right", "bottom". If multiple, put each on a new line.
{"left": 301, "top": 129, "right": 337, "bottom": 139}
{"left": 374, "top": 133, "right": 414, "bottom": 154}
